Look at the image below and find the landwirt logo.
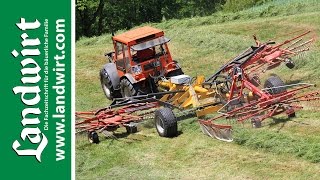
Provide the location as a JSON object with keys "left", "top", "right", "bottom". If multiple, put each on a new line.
{"left": 11, "top": 18, "right": 48, "bottom": 162}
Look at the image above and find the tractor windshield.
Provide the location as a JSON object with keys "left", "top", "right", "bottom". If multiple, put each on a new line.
{"left": 131, "top": 37, "right": 170, "bottom": 62}
{"left": 131, "top": 36, "right": 170, "bottom": 51}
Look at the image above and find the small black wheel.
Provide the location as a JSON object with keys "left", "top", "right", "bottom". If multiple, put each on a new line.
{"left": 286, "top": 107, "right": 296, "bottom": 118}
{"left": 251, "top": 117, "right": 262, "bottom": 128}
{"left": 126, "top": 125, "right": 138, "bottom": 134}
{"left": 100, "top": 70, "right": 121, "bottom": 100}
{"left": 264, "top": 75, "right": 286, "bottom": 95}
{"left": 288, "top": 112, "right": 296, "bottom": 118}
{"left": 120, "top": 78, "right": 139, "bottom": 98}
{"left": 285, "top": 58, "right": 295, "bottom": 69}
{"left": 88, "top": 131, "right": 100, "bottom": 144}
{"left": 154, "top": 108, "right": 178, "bottom": 137}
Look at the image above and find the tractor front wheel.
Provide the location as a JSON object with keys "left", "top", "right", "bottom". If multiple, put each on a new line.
{"left": 120, "top": 78, "right": 139, "bottom": 97}
{"left": 154, "top": 108, "right": 178, "bottom": 137}
{"left": 100, "top": 70, "right": 121, "bottom": 100}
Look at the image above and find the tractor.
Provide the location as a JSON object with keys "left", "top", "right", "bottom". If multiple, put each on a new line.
{"left": 100, "top": 26, "right": 183, "bottom": 100}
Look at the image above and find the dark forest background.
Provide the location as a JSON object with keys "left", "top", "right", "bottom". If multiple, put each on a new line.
{"left": 76, "top": 0, "right": 269, "bottom": 39}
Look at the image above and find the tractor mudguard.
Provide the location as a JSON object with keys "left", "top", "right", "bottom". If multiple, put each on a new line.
{"left": 102, "top": 63, "right": 120, "bottom": 89}
{"left": 122, "top": 73, "right": 138, "bottom": 84}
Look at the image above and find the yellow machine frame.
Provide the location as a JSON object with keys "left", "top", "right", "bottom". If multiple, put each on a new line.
{"left": 158, "top": 76, "right": 223, "bottom": 117}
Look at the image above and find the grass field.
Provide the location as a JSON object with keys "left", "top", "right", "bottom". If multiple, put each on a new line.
{"left": 76, "top": 0, "right": 320, "bottom": 179}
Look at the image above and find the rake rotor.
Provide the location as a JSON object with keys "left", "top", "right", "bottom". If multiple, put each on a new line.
{"left": 75, "top": 102, "right": 158, "bottom": 134}
{"left": 198, "top": 84, "right": 320, "bottom": 141}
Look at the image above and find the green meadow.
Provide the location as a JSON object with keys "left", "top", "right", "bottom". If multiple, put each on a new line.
{"left": 76, "top": 0, "right": 320, "bottom": 179}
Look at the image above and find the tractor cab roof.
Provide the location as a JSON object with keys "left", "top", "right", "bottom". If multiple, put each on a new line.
{"left": 112, "top": 26, "right": 165, "bottom": 46}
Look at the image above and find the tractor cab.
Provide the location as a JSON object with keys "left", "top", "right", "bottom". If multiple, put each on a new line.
{"left": 101, "top": 26, "right": 183, "bottom": 99}
{"left": 111, "top": 26, "right": 178, "bottom": 81}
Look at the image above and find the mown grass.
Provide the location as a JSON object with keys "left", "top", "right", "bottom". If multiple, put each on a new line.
{"left": 233, "top": 114, "right": 320, "bottom": 163}
{"left": 76, "top": 0, "right": 320, "bottom": 179}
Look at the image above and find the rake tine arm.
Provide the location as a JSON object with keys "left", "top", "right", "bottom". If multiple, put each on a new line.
{"left": 287, "top": 38, "right": 314, "bottom": 51}
{"left": 275, "top": 84, "right": 314, "bottom": 96}
{"left": 235, "top": 107, "right": 266, "bottom": 121}
{"left": 277, "top": 91, "right": 320, "bottom": 104}
{"left": 75, "top": 115, "right": 97, "bottom": 119}
{"left": 295, "top": 47, "right": 310, "bottom": 53}
{"left": 224, "top": 100, "right": 260, "bottom": 116}
{"left": 76, "top": 117, "right": 99, "bottom": 125}
{"left": 293, "top": 91, "right": 319, "bottom": 99}
{"left": 75, "top": 111, "right": 95, "bottom": 115}
{"left": 285, "top": 38, "right": 303, "bottom": 50}
{"left": 273, "top": 30, "right": 311, "bottom": 49}
{"left": 286, "top": 96, "right": 320, "bottom": 103}
{"left": 236, "top": 106, "right": 274, "bottom": 122}
{"left": 245, "top": 62, "right": 265, "bottom": 74}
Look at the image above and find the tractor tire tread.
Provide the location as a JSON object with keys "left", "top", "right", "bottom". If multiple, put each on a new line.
{"left": 120, "top": 78, "right": 139, "bottom": 97}
{"left": 100, "top": 70, "right": 121, "bottom": 100}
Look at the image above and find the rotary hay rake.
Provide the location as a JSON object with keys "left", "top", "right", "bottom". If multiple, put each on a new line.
{"left": 76, "top": 30, "right": 318, "bottom": 143}
{"left": 199, "top": 30, "right": 318, "bottom": 141}
{"left": 76, "top": 102, "right": 159, "bottom": 143}
{"left": 198, "top": 82, "right": 320, "bottom": 142}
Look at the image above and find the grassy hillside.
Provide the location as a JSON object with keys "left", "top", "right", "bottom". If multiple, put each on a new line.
{"left": 76, "top": 0, "right": 320, "bottom": 179}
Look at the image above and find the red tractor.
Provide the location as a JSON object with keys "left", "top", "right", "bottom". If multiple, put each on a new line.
{"left": 100, "top": 26, "right": 183, "bottom": 99}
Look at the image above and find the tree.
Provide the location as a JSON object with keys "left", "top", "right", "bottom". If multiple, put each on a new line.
{"left": 76, "top": 0, "right": 105, "bottom": 38}
{"left": 76, "top": 0, "right": 225, "bottom": 39}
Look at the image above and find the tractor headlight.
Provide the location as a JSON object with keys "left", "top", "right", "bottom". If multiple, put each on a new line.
{"left": 131, "top": 65, "right": 142, "bottom": 74}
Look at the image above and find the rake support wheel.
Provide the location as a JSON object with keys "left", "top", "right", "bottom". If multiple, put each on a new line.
{"left": 125, "top": 123, "right": 138, "bottom": 134}
{"left": 286, "top": 107, "right": 296, "bottom": 118}
{"left": 154, "top": 108, "right": 178, "bottom": 137}
{"left": 251, "top": 117, "right": 262, "bottom": 128}
{"left": 88, "top": 131, "right": 100, "bottom": 144}
{"left": 264, "top": 75, "right": 286, "bottom": 95}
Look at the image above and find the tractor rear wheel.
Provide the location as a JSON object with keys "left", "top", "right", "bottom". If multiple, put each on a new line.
{"left": 154, "top": 108, "right": 178, "bottom": 137}
{"left": 100, "top": 70, "right": 121, "bottom": 100}
{"left": 264, "top": 75, "right": 286, "bottom": 95}
{"left": 120, "top": 78, "right": 139, "bottom": 97}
